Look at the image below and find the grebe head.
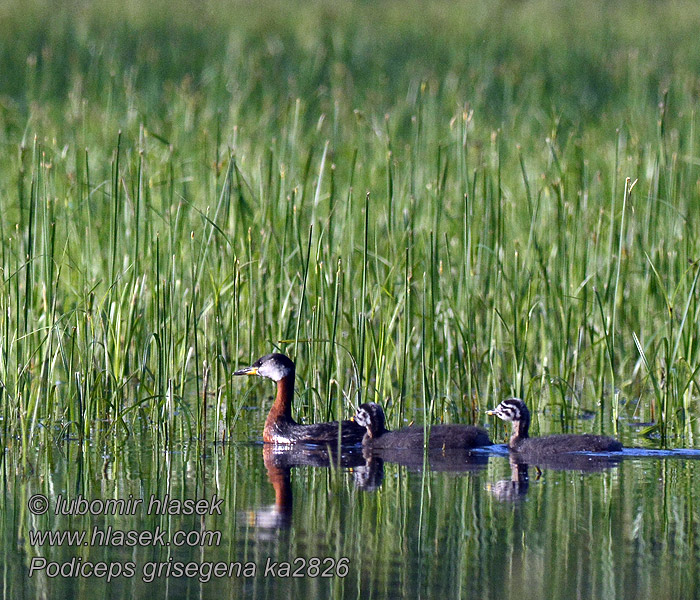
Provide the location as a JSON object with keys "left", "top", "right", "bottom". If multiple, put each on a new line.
{"left": 486, "top": 397, "right": 529, "bottom": 424}
{"left": 354, "top": 402, "right": 386, "bottom": 437}
{"left": 234, "top": 353, "right": 295, "bottom": 382}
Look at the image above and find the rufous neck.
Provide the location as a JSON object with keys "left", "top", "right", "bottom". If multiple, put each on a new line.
{"left": 265, "top": 374, "right": 295, "bottom": 428}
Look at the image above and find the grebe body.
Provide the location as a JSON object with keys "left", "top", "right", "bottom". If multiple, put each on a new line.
{"left": 354, "top": 402, "right": 492, "bottom": 450}
{"left": 487, "top": 397, "right": 622, "bottom": 455}
{"left": 234, "top": 353, "right": 365, "bottom": 446}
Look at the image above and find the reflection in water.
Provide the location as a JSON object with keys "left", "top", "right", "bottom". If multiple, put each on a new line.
{"left": 6, "top": 436, "right": 700, "bottom": 599}
{"left": 488, "top": 449, "right": 623, "bottom": 503}
{"left": 242, "top": 446, "right": 294, "bottom": 531}
{"left": 351, "top": 451, "right": 385, "bottom": 492}
{"left": 244, "top": 444, "right": 372, "bottom": 531}
{"left": 243, "top": 440, "right": 643, "bottom": 530}
{"left": 247, "top": 443, "right": 493, "bottom": 528}
{"left": 509, "top": 449, "right": 623, "bottom": 472}
{"left": 260, "top": 443, "right": 367, "bottom": 470}
{"left": 488, "top": 455, "right": 530, "bottom": 502}
{"left": 361, "top": 446, "right": 490, "bottom": 473}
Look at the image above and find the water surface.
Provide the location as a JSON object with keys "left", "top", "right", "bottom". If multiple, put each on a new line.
{"left": 5, "top": 434, "right": 700, "bottom": 599}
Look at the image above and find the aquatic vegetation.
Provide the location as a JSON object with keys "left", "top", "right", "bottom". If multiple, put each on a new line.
{"left": 3, "top": 4, "right": 700, "bottom": 599}
{"left": 0, "top": 0, "right": 699, "bottom": 455}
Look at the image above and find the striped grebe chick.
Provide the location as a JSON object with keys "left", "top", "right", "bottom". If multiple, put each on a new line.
{"left": 486, "top": 397, "right": 622, "bottom": 455}
{"left": 354, "top": 402, "right": 492, "bottom": 450}
{"left": 234, "top": 353, "right": 365, "bottom": 445}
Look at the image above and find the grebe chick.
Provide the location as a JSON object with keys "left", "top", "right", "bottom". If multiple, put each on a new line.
{"left": 486, "top": 397, "right": 622, "bottom": 455}
{"left": 354, "top": 402, "right": 492, "bottom": 450}
{"left": 233, "top": 353, "right": 365, "bottom": 445}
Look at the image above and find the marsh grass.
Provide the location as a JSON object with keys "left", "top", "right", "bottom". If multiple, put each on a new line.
{"left": 0, "top": 0, "right": 699, "bottom": 453}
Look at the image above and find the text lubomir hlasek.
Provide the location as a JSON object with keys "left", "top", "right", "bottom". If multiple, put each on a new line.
{"left": 53, "top": 494, "right": 223, "bottom": 516}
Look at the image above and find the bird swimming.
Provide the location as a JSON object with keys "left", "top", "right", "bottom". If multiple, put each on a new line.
{"left": 233, "top": 353, "right": 365, "bottom": 445}
{"left": 486, "top": 397, "right": 622, "bottom": 455}
{"left": 353, "top": 402, "right": 492, "bottom": 450}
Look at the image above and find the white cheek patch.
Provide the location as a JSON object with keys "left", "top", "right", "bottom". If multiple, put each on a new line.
{"left": 259, "top": 363, "right": 290, "bottom": 380}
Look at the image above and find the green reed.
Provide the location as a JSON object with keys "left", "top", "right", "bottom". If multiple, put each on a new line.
{"left": 0, "top": 0, "right": 699, "bottom": 451}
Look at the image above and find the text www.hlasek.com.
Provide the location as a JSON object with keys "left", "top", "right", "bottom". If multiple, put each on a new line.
{"left": 29, "top": 526, "right": 219, "bottom": 548}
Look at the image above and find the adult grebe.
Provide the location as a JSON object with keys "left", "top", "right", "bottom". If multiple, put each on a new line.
{"left": 234, "top": 353, "right": 365, "bottom": 445}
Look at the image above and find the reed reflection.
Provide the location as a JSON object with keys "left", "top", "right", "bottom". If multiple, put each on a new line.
{"left": 488, "top": 455, "right": 530, "bottom": 503}
{"left": 488, "top": 450, "right": 622, "bottom": 503}
{"left": 360, "top": 445, "right": 490, "bottom": 473}
{"left": 247, "top": 439, "right": 494, "bottom": 531}
{"left": 244, "top": 444, "right": 370, "bottom": 531}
